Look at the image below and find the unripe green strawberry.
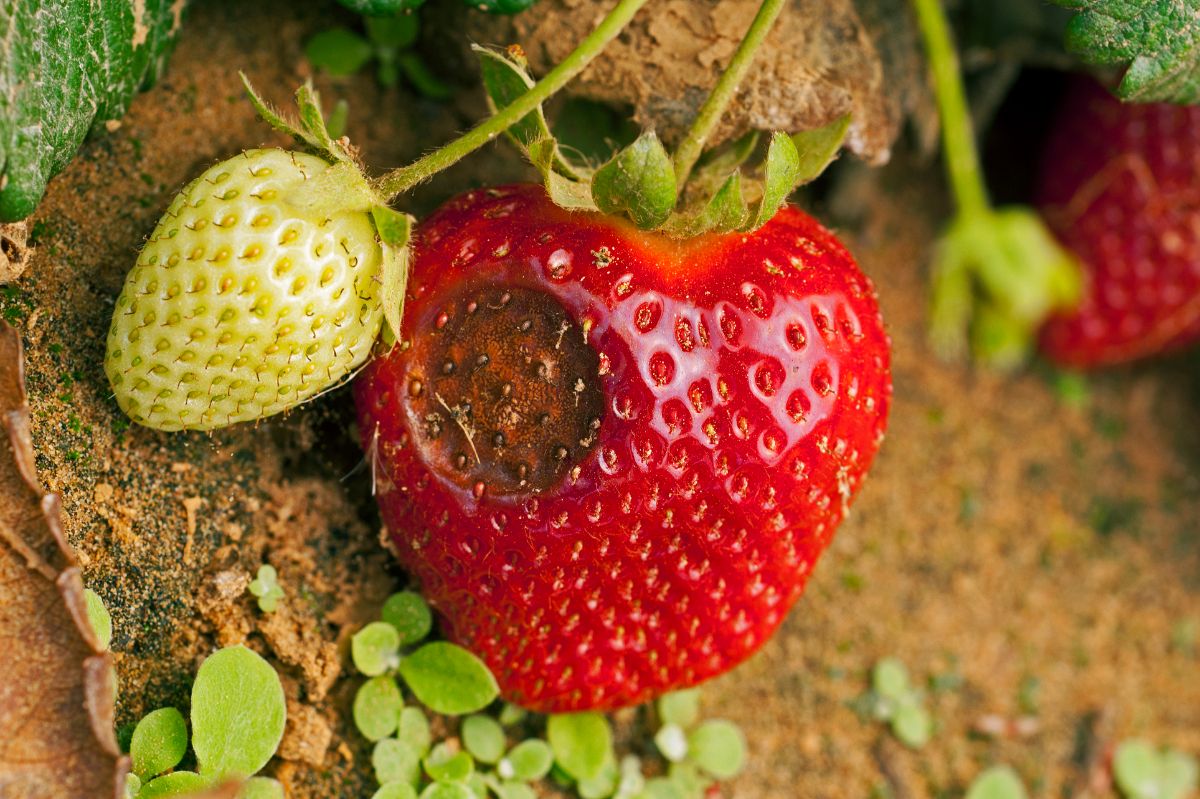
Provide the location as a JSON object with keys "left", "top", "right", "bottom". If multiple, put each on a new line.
{"left": 106, "top": 148, "right": 385, "bottom": 431}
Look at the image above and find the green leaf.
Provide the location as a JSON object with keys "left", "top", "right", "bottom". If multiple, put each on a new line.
{"left": 137, "top": 771, "right": 209, "bottom": 799}
{"left": 872, "top": 658, "right": 912, "bottom": 699}
{"left": 374, "top": 738, "right": 422, "bottom": 787}
{"left": 420, "top": 782, "right": 476, "bottom": 799}
{"left": 248, "top": 565, "right": 284, "bottom": 613}
{"left": 654, "top": 723, "right": 689, "bottom": 763}
{"left": 0, "top": 0, "right": 186, "bottom": 220}
{"left": 353, "top": 621, "right": 403, "bottom": 677}
{"left": 502, "top": 740, "right": 554, "bottom": 782}
{"left": 337, "top": 0, "right": 427, "bottom": 14}
{"left": 547, "top": 712, "right": 612, "bottom": 782}
{"left": 372, "top": 207, "right": 413, "bottom": 344}
{"left": 790, "top": 114, "right": 850, "bottom": 185}
{"left": 640, "top": 777, "right": 686, "bottom": 799}
{"left": 84, "top": 588, "right": 113, "bottom": 650}
{"left": 890, "top": 703, "right": 933, "bottom": 749}
{"left": 239, "top": 777, "right": 286, "bottom": 799}
{"left": 191, "top": 645, "right": 287, "bottom": 779}
{"left": 687, "top": 720, "right": 746, "bottom": 779}
{"left": 591, "top": 131, "right": 677, "bottom": 229}
{"left": 305, "top": 28, "right": 374, "bottom": 77}
{"left": 744, "top": 132, "right": 801, "bottom": 231}
{"left": 1055, "top": 0, "right": 1200, "bottom": 103}
{"left": 575, "top": 757, "right": 618, "bottom": 799}
{"left": 372, "top": 783, "right": 420, "bottom": 799}
{"left": 131, "top": 707, "right": 188, "bottom": 780}
{"left": 365, "top": 15, "right": 420, "bottom": 49}
{"left": 966, "top": 766, "right": 1029, "bottom": 799}
{"left": 657, "top": 689, "right": 701, "bottom": 728}
{"left": 473, "top": 45, "right": 588, "bottom": 181}
{"left": 462, "top": 715, "right": 506, "bottom": 764}
{"left": 398, "top": 706, "right": 433, "bottom": 755}
{"left": 666, "top": 760, "right": 709, "bottom": 798}
{"left": 1114, "top": 740, "right": 1200, "bottom": 799}
{"left": 496, "top": 782, "right": 536, "bottom": 799}
{"left": 399, "top": 642, "right": 499, "bottom": 715}
{"left": 381, "top": 590, "right": 433, "bottom": 645}
{"left": 354, "top": 676, "right": 404, "bottom": 741}
{"left": 498, "top": 703, "right": 528, "bottom": 727}
{"left": 424, "top": 743, "right": 475, "bottom": 782}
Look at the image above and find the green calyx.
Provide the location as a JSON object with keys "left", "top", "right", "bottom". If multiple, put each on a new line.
{"left": 241, "top": 74, "right": 414, "bottom": 343}
{"left": 912, "top": 0, "right": 1082, "bottom": 369}
{"left": 475, "top": 46, "right": 850, "bottom": 237}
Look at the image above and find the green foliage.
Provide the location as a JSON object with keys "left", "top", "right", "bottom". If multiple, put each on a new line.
{"left": 548, "top": 713, "right": 613, "bottom": 782}
{"left": 130, "top": 708, "right": 187, "bottom": 781}
{"left": 474, "top": 45, "right": 845, "bottom": 235}
{"left": 126, "top": 645, "right": 286, "bottom": 798}
{"left": 468, "top": 0, "right": 539, "bottom": 14}
{"left": 423, "top": 743, "right": 474, "bottom": 782}
{"left": 399, "top": 643, "right": 499, "bottom": 715}
{"left": 383, "top": 590, "right": 435, "bottom": 645}
{"left": 83, "top": 588, "right": 113, "bottom": 650}
{"left": 247, "top": 565, "right": 285, "bottom": 613}
{"left": 306, "top": 13, "right": 450, "bottom": 98}
{"left": 336, "top": 0, "right": 426, "bottom": 14}
{"left": 1054, "top": 0, "right": 1200, "bottom": 103}
{"left": 354, "top": 621, "right": 404, "bottom": 676}
{"left": 462, "top": 715, "right": 507, "bottom": 764}
{"left": 657, "top": 690, "right": 700, "bottom": 728}
{"left": 356, "top": 675, "right": 406, "bottom": 741}
{"left": 374, "top": 739, "right": 423, "bottom": 786}
{"left": 965, "top": 767, "right": 1028, "bottom": 799}
{"left": 0, "top": 0, "right": 187, "bottom": 221}
{"left": 1113, "top": 740, "right": 1199, "bottom": 799}
{"left": 862, "top": 658, "right": 933, "bottom": 749}
{"left": 686, "top": 721, "right": 745, "bottom": 780}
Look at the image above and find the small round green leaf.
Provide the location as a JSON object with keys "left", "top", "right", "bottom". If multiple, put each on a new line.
{"left": 130, "top": 707, "right": 188, "bottom": 780}
{"left": 497, "top": 703, "right": 527, "bottom": 727}
{"left": 398, "top": 642, "right": 499, "bottom": 715}
{"left": 424, "top": 742, "right": 474, "bottom": 782}
{"left": 497, "top": 782, "right": 536, "bottom": 799}
{"left": 872, "top": 658, "right": 911, "bottom": 699}
{"left": 891, "top": 703, "right": 932, "bottom": 749}
{"left": 191, "top": 646, "right": 286, "bottom": 779}
{"left": 239, "top": 776, "right": 286, "bottom": 799}
{"left": 374, "top": 738, "right": 422, "bottom": 787}
{"left": 84, "top": 589, "right": 112, "bottom": 650}
{"left": 657, "top": 689, "right": 700, "bottom": 728}
{"left": 655, "top": 722, "right": 689, "bottom": 763}
{"left": 687, "top": 720, "right": 746, "bottom": 779}
{"left": 372, "top": 782, "right": 419, "bottom": 799}
{"left": 420, "top": 782, "right": 476, "bottom": 799}
{"left": 575, "top": 756, "right": 618, "bottom": 799}
{"left": 398, "top": 706, "right": 433, "bottom": 755}
{"left": 138, "top": 771, "right": 209, "bottom": 799}
{"left": 382, "top": 591, "right": 434, "bottom": 645}
{"left": 503, "top": 739, "right": 553, "bottom": 782}
{"left": 547, "top": 712, "right": 612, "bottom": 782}
{"left": 305, "top": 28, "right": 374, "bottom": 77}
{"left": 355, "top": 676, "right": 404, "bottom": 741}
{"left": 461, "top": 715, "right": 506, "bottom": 763}
{"left": 591, "top": 130, "right": 677, "bottom": 229}
{"left": 965, "top": 766, "right": 1028, "bottom": 799}
{"left": 353, "top": 621, "right": 403, "bottom": 677}
{"left": 641, "top": 776, "right": 686, "bottom": 799}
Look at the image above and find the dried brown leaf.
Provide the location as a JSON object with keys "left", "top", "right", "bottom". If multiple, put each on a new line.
{"left": 0, "top": 322, "right": 129, "bottom": 799}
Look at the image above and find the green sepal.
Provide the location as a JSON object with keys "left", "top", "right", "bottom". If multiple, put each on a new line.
{"left": 591, "top": 131, "right": 677, "bottom": 229}
{"left": 743, "top": 131, "right": 801, "bottom": 231}
{"left": 929, "top": 206, "right": 1081, "bottom": 369}
{"left": 687, "top": 131, "right": 760, "bottom": 203}
{"left": 240, "top": 73, "right": 356, "bottom": 166}
{"left": 473, "top": 46, "right": 589, "bottom": 181}
{"left": 372, "top": 206, "right": 414, "bottom": 346}
{"left": 528, "top": 139, "right": 598, "bottom": 211}
{"left": 662, "top": 172, "right": 749, "bottom": 237}
{"left": 790, "top": 114, "right": 851, "bottom": 186}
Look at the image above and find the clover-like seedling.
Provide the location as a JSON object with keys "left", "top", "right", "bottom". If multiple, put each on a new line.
{"left": 1114, "top": 740, "right": 1199, "bottom": 799}
{"left": 865, "top": 658, "right": 933, "bottom": 749}
{"left": 248, "top": 565, "right": 285, "bottom": 613}
{"left": 305, "top": 16, "right": 450, "bottom": 98}
{"left": 126, "top": 645, "right": 287, "bottom": 799}
{"left": 965, "top": 766, "right": 1028, "bottom": 799}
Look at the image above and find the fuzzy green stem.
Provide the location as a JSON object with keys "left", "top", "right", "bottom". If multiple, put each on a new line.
{"left": 911, "top": 0, "right": 989, "bottom": 217}
{"left": 376, "top": 0, "right": 650, "bottom": 200}
{"left": 671, "top": 0, "right": 789, "bottom": 188}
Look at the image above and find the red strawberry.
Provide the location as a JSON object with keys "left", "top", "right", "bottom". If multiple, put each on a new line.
{"left": 354, "top": 184, "right": 891, "bottom": 712}
{"left": 1037, "top": 79, "right": 1200, "bottom": 367}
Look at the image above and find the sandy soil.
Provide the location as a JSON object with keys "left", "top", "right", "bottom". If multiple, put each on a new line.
{"left": 2, "top": 0, "right": 1196, "bottom": 797}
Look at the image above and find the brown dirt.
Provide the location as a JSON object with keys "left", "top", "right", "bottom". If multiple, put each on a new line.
{"left": 2, "top": 0, "right": 1197, "bottom": 797}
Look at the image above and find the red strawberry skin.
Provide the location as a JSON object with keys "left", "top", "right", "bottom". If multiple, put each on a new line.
{"left": 1038, "top": 79, "right": 1200, "bottom": 366}
{"left": 354, "top": 185, "right": 891, "bottom": 712}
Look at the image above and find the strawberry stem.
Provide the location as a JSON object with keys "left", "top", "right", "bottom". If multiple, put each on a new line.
{"left": 376, "top": 0, "right": 650, "bottom": 200}
{"left": 910, "top": 0, "right": 989, "bottom": 218}
{"left": 671, "top": 0, "right": 789, "bottom": 189}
